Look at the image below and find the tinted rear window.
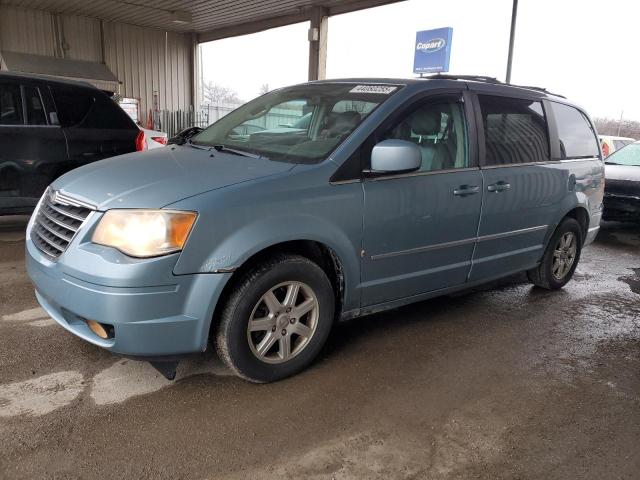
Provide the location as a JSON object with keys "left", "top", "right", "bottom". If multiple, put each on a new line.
{"left": 52, "top": 88, "right": 134, "bottom": 130}
{"left": 549, "top": 102, "right": 599, "bottom": 158}
{"left": 0, "top": 83, "right": 23, "bottom": 125}
{"left": 479, "top": 95, "right": 549, "bottom": 165}
{"left": 82, "top": 95, "right": 136, "bottom": 130}
{"left": 52, "top": 87, "right": 93, "bottom": 127}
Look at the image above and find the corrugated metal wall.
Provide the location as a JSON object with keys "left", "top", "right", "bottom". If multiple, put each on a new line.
{"left": 103, "top": 22, "right": 193, "bottom": 115}
{"left": 0, "top": 5, "right": 194, "bottom": 117}
{"left": 61, "top": 15, "right": 103, "bottom": 62}
{"left": 0, "top": 7, "right": 56, "bottom": 56}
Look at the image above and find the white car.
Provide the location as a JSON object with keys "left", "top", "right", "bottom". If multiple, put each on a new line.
{"left": 599, "top": 135, "right": 635, "bottom": 157}
{"left": 140, "top": 128, "right": 168, "bottom": 149}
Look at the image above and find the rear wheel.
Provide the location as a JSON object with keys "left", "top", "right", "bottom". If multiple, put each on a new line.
{"left": 527, "top": 217, "right": 583, "bottom": 290}
{"left": 215, "top": 254, "right": 334, "bottom": 383}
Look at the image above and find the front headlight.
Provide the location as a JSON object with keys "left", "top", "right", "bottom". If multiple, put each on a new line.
{"left": 92, "top": 210, "right": 197, "bottom": 258}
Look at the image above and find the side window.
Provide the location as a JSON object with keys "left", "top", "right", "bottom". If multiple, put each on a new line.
{"left": 0, "top": 83, "right": 24, "bottom": 125}
{"left": 23, "top": 86, "right": 47, "bottom": 125}
{"left": 549, "top": 102, "right": 599, "bottom": 159}
{"left": 52, "top": 88, "right": 94, "bottom": 127}
{"left": 479, "top": 95, "right": 549, "bottom": 165}
{"left": 613, "top": 140, "right": 628, "bottom": 151}
{"left": 384, "top": 99, "right": 468, "bottom": 171}
{"left": 550, "top": 102, "right": 600, "bottom": 159}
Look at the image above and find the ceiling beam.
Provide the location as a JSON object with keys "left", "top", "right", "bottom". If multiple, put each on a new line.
{"left": 196, "top": 0, "right": 406, "bottom": 44}
{"left": 197, "top": 11, "right": 309, "bottom": 43}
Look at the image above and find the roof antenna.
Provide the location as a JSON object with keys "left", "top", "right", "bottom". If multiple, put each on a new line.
{"left": 505, "top": 0, "right": 519, "bottom": 83}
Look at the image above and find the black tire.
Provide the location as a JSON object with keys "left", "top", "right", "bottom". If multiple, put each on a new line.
{"left": 215, "top": 254, "right": 335, "bottom": 383}
{"left": 527, "top": 217, "right": 583, "bottom": 290}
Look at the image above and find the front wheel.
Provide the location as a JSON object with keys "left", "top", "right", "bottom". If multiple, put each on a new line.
{"left": 215, "top": 254, "right": 335, "bottom": 383}
{"left": 527, "top": 217, "right": 583, "bottom": 290}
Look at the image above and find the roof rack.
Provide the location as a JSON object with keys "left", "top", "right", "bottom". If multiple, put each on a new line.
{"left": 422, "top": 74, "right": 566, "bottom": 99}
{"left": 512, "top": 84, "right": 566, "bottom": 98}
{"left": 425, "top": 74, "right": 503, "bottom": 84}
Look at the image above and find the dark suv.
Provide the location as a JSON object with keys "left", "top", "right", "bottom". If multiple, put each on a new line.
{"left": 0, "top": 72, "right": 141, "bottom": 215}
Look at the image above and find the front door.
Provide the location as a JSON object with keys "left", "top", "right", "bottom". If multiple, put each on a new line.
{"left": 361, "top": 94, "right": 482, "bottom": 306}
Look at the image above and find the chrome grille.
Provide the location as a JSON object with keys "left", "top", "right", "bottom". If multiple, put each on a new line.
{"left": 31, "top": 189, "right": 93, "bottom": 259}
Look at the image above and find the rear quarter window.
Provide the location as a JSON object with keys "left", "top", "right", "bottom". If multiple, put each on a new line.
{"left": 52, "top": 87, "right": 94, "bottom": 127}
{"left": 549, "top": 102, "right": 599, "bottom": 159}
{"left": 82, "top": 95, "right": 136, "bottom": 130}
{"left": 52, "top": 87, "right": 135, "bottom": 130}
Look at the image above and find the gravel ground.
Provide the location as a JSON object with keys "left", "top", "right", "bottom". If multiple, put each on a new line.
{"left": 0, "top": 215, "right": 638, "bottom": 479}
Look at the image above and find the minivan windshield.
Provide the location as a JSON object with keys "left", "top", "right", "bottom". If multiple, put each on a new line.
{"left": 191, "top": 83, "right": 401, "bottom": 163}
{"left": 605, "top": 143, "right": 640, "bottom": 166}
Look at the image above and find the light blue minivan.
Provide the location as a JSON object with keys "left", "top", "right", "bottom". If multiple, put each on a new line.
{"left": 26, "top": 76, "right": 604, "bottom": 382}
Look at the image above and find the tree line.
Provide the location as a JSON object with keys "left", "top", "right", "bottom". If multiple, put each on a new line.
{"left": 593, "top": 117, "right": 640, "bottom": 139}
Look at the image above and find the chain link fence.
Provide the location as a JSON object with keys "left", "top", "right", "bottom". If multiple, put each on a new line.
{"left": 155, "top": 103, "right": 241, "bottom": 136}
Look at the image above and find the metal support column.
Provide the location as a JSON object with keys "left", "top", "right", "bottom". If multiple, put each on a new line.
{"left": 190, "top": 33, "right": 200, "bottom": 113}
{"left": 308, "top": 7, "right": 328, "bottom": 81}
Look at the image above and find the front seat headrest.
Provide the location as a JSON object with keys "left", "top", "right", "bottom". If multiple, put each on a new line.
{"left": 408, "top": 110, "right": 442, "bottom": 136}
{"left": 325, "top": 110, "right": 362, "bottom": 137}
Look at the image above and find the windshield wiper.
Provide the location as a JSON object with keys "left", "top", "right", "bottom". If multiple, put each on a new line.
{"left": 187, "top": 140, "right": 212, "bottom": 151}
{"left": 604, "top": 161, "right": 620, "bottom": 165}
{"left": 213, "top": 144, "right": 263, "bottom": 159}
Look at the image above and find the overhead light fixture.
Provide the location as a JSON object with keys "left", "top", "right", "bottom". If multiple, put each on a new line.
{"left": 171, "top": 10, "right": 193, "bottom": 25}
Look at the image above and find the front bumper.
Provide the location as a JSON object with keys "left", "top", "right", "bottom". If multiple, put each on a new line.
{"left": 603, "top": 193, "right": 640, "bottom": 222}
{"left": 26, "top": 228, "right": 231, "bottom": 357}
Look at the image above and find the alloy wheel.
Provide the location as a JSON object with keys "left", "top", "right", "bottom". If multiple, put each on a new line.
{"left": 552, "top": 232, "right": 577, "bottom": 280}
{"left": 246, "top": 281, "right": 319, "bottom": 364}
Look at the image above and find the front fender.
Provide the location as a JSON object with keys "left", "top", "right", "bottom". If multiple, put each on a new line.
{"left": 169, "top": 172, "right": 364, "bottom": 312}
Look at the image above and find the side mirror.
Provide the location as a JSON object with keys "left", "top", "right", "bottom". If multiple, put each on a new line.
{"left": 370, "top": 139, "right": 422, "bottom": 173}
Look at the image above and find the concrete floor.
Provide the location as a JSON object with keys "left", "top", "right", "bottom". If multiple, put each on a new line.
{"left": 0, "top": 216, "right": 638, "bottom": 479}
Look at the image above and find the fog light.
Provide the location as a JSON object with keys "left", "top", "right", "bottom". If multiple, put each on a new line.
{"left": 87, "top": 320, "right": 112, "bottom": 339}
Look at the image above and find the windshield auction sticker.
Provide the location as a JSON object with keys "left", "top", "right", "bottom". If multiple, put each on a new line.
{"left": 349, "top": 85, "right": 398, "bottom": 94}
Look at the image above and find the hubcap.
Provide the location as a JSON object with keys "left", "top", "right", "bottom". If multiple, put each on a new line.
{"left": 246, "top": 281, "right": 319, "bottom": 364}
{"left": 552, "top": 232, "right": 577, "bottom": 280}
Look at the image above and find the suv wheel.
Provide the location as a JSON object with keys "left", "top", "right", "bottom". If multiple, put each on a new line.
{"left": 527, "top": 217, "right": 583, "bottom": 290}
{"left": 215, "top": 254, "right": 335, "bottom": 383}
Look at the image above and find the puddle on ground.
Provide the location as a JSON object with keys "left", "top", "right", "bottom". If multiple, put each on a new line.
{"left": 90, "top": 357, "right": 232, "bottom": 406}
{"left": 0, "top": 371, "right": 84, "bottom": 417}
{"left": 619, "top": 267, "right": 640, "bottom": 295}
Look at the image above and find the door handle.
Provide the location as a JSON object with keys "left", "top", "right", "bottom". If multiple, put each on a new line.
{"left": 453, "top": 185, "right": 480, "bottom": 197}
{"left": 487, "top": 181, "right": 511, "bottom": 193}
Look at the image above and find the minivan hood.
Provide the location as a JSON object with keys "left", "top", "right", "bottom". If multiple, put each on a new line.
{"left": 52, "top": 145, "right": 295, "bottom": 210}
